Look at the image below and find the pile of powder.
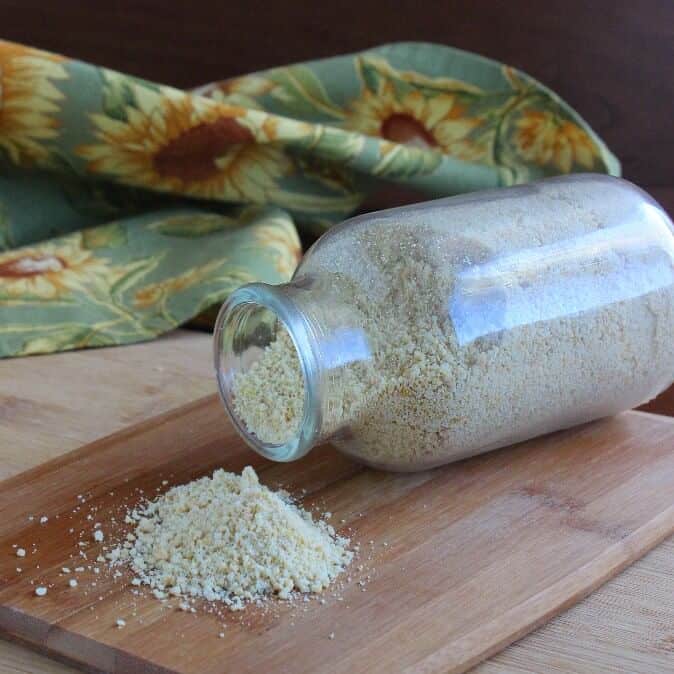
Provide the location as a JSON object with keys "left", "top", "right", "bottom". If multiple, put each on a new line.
{"left": 230, "top": 181, "right": 674, "bottom": 470}
{"left": 108, "top": 466, "right": 352, "bottom": 610}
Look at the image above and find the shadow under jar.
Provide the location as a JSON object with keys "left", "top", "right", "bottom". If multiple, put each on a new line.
{"left": 214, "top": 175, "right": 674, "bottom": 471}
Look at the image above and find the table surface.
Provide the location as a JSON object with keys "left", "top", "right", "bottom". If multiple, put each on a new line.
{"left": 1, "top": 329, "right": 673, "bottom": 674}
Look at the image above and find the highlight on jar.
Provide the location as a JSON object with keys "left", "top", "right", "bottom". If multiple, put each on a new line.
{"left": 214, "top": 174, "right": 674, "bottom": 472}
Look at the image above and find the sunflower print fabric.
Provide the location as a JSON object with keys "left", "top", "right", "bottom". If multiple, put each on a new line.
{"left": 0, "top": 40, "right": 619, "bottom": 358}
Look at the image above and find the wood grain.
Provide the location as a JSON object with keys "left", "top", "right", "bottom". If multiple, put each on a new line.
{"left": 1, "top": 393, "right": 673, "bottom": 674}
{"left": 0, "top": 330, "right": 213, "bottom": 481}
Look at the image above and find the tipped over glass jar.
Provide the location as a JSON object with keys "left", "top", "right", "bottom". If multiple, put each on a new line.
{"left": 214, "top": 175, "right": 674, "bottom": 471}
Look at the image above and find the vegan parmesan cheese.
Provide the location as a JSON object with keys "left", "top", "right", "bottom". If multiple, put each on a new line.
{"left": 109, "top": 467, "right": 352, "bottom": 610}
{"left": 230, "top": 191, "right": 674, "bottom": 469}
{"left": 233, "top": 330, "right": 304, "bottom": 445}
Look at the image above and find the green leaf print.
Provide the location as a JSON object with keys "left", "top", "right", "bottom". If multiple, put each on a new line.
{"left": 268, "top": 65, "right": 345, "bottom": 120}
{"left": 358, "top": 57, "right": 383, "bottom": 95}
{"left": 373, "top": 144, "right": 443, "bottom": 178}
{"left": 300, "top": 126, "right": 366, "bottom": 164}
{"left": 99, "top": 70, "right": 137, "bottom": 122}
{"left": 150, "top": 214, "right": 239, "bottom": 238}
{"left": 99, "top": 69, "right": 160, "bottom": 122}
{"left": 109, "top": 256, "right": 162, "bottom": 303}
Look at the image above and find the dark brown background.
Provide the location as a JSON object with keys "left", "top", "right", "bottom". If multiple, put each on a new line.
{"left": 2, "top": 0, "right": 673, "bottom": 411}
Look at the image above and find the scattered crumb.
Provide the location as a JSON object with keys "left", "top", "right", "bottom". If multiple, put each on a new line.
{"left": 328, "top": 632, "right": 335, "bottom": 640}
{"left": 69, "top": 579, "right": 78, "bottom": 588}
{"left": 93, "top": 530, "right": 104, "bottom": 543}
{"left": 16, "top": 548, "right": 26, "bottom": 558}
{"left": 116, "top": 619, "right": 126, "bottom": 628}
{"left": 218, "top": 632, "right": 225, "bottom": 638}
{"left": 39, "top": 516, "right": 48, "bottom": 524}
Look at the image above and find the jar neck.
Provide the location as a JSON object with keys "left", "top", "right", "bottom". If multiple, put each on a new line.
{"left": 214, "top": 279, "right": 354, "bottom": 462}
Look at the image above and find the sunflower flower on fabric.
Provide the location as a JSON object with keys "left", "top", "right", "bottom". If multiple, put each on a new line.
{"left": 347, "top": 82, "right": 483, "bottom": 159}
{"left": 344, "top": 56, "right": 485, "bottom": 163}
{"left": 78, "top": 78, "right": 292, "bottom": 202}
{"left": 513, "top": 109, "right": 600, "bottom": 173}
{"left": 0, "top": 235, "right": 118, "bottom": 300}
{"left": 0, "top": 42, "right": 67, "bottom": 166}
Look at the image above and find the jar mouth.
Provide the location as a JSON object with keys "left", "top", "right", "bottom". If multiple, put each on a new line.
{"left": 213, "top": 283, "right": 320, "bottom": 462}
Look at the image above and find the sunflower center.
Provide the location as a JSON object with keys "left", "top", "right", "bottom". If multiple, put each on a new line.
{"left": 0, "top": 255, "right": 66, "bottom": 277}
{"left": 154, "top": 117, "right": 255, "bottom": 182}
{"left": 380, "top": 113, "right": 437, "bottom": 149}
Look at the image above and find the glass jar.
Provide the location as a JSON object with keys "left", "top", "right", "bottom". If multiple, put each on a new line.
{"left": 214, "top": 175, "right": 674, "bottom": 471}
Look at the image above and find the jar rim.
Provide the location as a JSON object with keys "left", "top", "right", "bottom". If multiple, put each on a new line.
{"left": 213, "top": 282, "right": 320, "bottom": 461}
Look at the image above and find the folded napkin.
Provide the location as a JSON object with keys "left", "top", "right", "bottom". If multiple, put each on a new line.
{"left": 0, "top": 40, "right": 618, "bottom": 357}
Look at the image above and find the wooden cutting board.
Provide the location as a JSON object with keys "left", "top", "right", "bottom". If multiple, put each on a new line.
{"left": 0, "top": 395, "right": 673, "bottom": 674}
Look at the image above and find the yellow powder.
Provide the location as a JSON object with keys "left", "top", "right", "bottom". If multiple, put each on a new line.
{"left": 109, "top": 466, "right": 351, "bottom": 610}
{"left": 232, "top": 330, "right": 303, "bottom": 445}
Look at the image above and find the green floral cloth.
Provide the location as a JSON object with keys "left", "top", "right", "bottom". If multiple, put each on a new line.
{"left": 0, "top": 40, "right": 619, "bottom": 357}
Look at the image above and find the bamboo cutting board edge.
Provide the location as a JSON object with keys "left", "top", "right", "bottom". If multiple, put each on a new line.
{"left": 421, "top": 505, "right": 674, "bottom": 674}
{"left": 0, "top": 627, "right": 112, "bottom": 674}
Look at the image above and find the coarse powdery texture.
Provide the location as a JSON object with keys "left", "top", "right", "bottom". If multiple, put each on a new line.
{"left": 231, "top": 184, "right": 674, "bottom": 470}
{"left": 232, "top": 330, "right": 303, "bottom": 445}
{"left": 108, "top": 467, "right": 352, "bottom": 610}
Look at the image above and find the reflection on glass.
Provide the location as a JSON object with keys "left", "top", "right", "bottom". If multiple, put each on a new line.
{"left": 450, "top": 214, "right": 674, "bottom": 346}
